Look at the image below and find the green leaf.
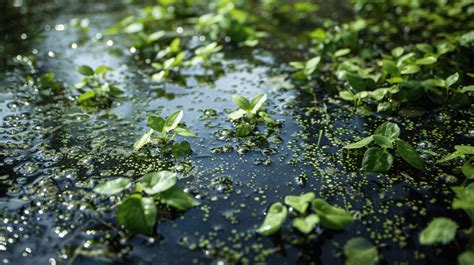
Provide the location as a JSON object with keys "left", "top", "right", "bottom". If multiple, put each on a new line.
{"left": 257, "top": 202, "right": 288, "bottom": 236}
{"left": 164, "top": 111, "right": 183, "bottom": 132}
{"left": 391, "top": 47, "right": 404, "bottom": 58}
{"left": 147, "top": 115, "right": 165, "bottom": 132}
{"left": 362, "top": 147, "right": 393, "bottom": 173}
{"left": 343, "top": 136, "right": 373, "bottom": 149}
{"left": 304, "top": 56, "right": 321, "bottom": 76}
{"left": 124, "top": 22, "right": 143, "bottom": 33}
{"left": 236, "top": 124, "right": 252, "bottom": 137}
{"left": 174, "top": 126, "right": 197, "bottom": 137}
{"left": 462, "top": 161, "right": 474, "bottom": 179}
{"left": 395, "top": 140, "right": 425, "bottom": 171}
{"left": 116, "top": 195, "right": 157, "bottom": 235}
{"left": 76, "top": 65, "right": 94, "bottom": 76}
{"left": 93, "top": 178, "right": 131, "bottom": 195}
{"left": 95, "top": 65, "right": 114, "bottom": 75}
{"left": 374, "top": 122, "right": 400, "bottom": 140}
{"left": 232, "top": 95, "right": 251, "bottom": 111}
{"left": 312, "top": 199, "right": 354, "bottom": 230}
{"left": 229, "top": 109, "right": 246, "bottom": 120}
{"left": 373, "top": 135, "right": 393, "bottom": 148}
{"left": 77, "top": 91, "right": 95, "bottom": 103}
{"left": 436, "top": 150, "right": 463, "bottom": 164}
{"left": 415, "top": 56, "right": 437, "bottom": 65}
{"left": 250, "top": 94, "right": 267, "bottom": 114}
{"left": 142, "top": 171, "right": 177, "bottom": 195}
{"left": 159, "top": 186, "right": 199, "bottom": 210}
{"left": 452, "top": 184, "right": 474, "bottom": 221}
{"left": 334, "top": 49, "right": 351, "bottom": 58}
{"left": 344, "top": 237, "right": 379, "bottom": 265}
{"left": 400, "top": 64, "right": 420, "bottom": 75}
{"left": 340, "top": 91, "right": 356, "bottom": 101}
{"left": 172, "top": 141, "right": 192, "bottom": 158}
{"left": 446, "top": 72, "right": 459, "bottom": 87}
{"left": 458, "top": 251, "right": 474, "bottom": 265}
{"left": 419, "top": 217, "right": 458, "bottom": 245}
{"left": 284, "top": 192, "right": 315, "bottom": 214}
{"left": 455, "top": 145, "right": 474, "bottom": 155}
{"left": 292, "top": 214, "right": 320, "bottom": 234}
{"left": 133, "top": 129, "right": 153, "bottom": 150}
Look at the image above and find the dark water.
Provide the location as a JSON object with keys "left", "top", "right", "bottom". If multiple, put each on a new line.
{"left": 0, "top": 1, "right": 472, "bottom": 265}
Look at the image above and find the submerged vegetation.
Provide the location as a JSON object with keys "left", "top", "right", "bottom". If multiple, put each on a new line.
{"left": 0, "top": 0, "right": 473, "bottom": 264}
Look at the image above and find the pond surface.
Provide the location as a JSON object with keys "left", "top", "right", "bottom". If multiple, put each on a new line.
{"left": 0, "top": 1, "right": 472, "bottom": 264}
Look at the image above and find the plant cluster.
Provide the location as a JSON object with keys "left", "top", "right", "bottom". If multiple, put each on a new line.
{"left": 229, "top": 93, "right": 275, "bottom": 137}
{"left": 344, "top": 121, "right": 425, "bottom": 173}
{"left": 93, "top": 170, "right": 199, "bottom": 235}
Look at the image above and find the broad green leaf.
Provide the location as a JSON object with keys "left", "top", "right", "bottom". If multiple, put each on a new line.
{"left": 133, "top": 129, "right": 153, "bottom": 150}
{"left": 164, "top": 111, "right": 183, "bottom": 132}
{"left": 147, "top": 31, "right": 166, "bottom": 43}
{"left": 391, "top": 47, "right": 404, "bottom": 58}
{"left": 172, "top": 141, "right": 192, "bottom": 158}
{"left": 284, "top": 192, "right": 315, "bottom": 214}
{"left": 362, "top": 147, "right": 393, "bottom": 173}
{"left": 458, "top": 251, "right": 474, "bottom": 265}
{"left": 77, "top": 91, "right": 95, "bottom": 103}
{"left": 292, "top": 214, "right": 320, "bottom": 234}
{"left": 250, "top": 94, "right": 267, "bottom": 114}
{"left": 462, "top": 161, "right": 474, "bottom": 179}
{"left": 312, "top": 199, "right": 354, "bottom": 230}
{"left": 289, "top": 61, "right": 304, "bottom": 70}
{"left": 340, "top": 91, "right": 355, "bottom": 101}
{"left": 446, "top": 72, "right": 459, "bottom": 87}
{"left": 76, "top": 65, "right": 94, "bottom": 76}
{"left": 124, "top": 22, "right": 143, "bottom": 33}
{"left": 419, "top": 217, "right": 458, "bottom": 245}
{"left": 344, "top": 237, "right": 378, "bottom": 265}
{"left": 455, "top": 145, "right": 474, "bottom": 155}
{"left": 395, "top": 140, "right": 425, "bottom": 171}
{"left": 373, "top": 135, "right": 393, "bottom": 148}
{"left": 257, "top": 202, "right": 288, "bottom": 236}
{"left": 147, "top": 115, "right": 165, "bottom": 132}
{"left": 400, "top": 64, "right": 420, "bottom": 75}
{"left": 174, "top": 126, "right": 197, "bottom": 137}
{"left": 460, "top": 85, "right": 474, "bottom": 93}
{"left": 169, "top": 38, "right": 181, "bottom": 53}
{"left": 95, "top": 65, "right": 114, "bottom": 75}
{"left": 334, "top": 49, "right": 351, "bottom": 58}
{"left": 229, "top": 109, "right": 246, "bottom": 120}
{"left": 159, "top": 186, "right": 199, "bottom": 210}
{"left": 304, "top": 56, "right": 321, "bottom": 76}
{"left": 452, "top": 184, "right": 474, "bottom": 221}
{"left": 93, "top": 178, "right": 131, "bottom": 195}
{"left": 232, "top": 95, "right": 251, "bottom": 111}
{"left": 142, "top": 171, "right": 177, "bottom": 195}
{"left": 152, "top": 70, "right": 167, "bottom": 81}
{"left": 236, "top": 124, "right": 252, "bottom": 137}
{"left": 117, "top": 195, "right": 157, "bottom": 235}
{"left": 415, "top": 56, "right": 437, "bottom": 65}
{"left": 343, "top": 136, "right": 373, "bottom": 149}
{"left": 374, "top": 122, "right": 400, "bottom": 140}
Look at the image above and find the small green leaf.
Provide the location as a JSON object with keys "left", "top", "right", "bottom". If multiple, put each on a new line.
{"left": 344, "top": 237, "right": 379, "bottom": 265}
{"left": 415, "top": 56, "right": 437, "bottom": 65}
{"left": 334, "top": 49, "right": 351, "bottom": 58}
{"left": 419, "top": 217, "right": 458, "bottom": 245}
{"left": 458, "top": 251, "right": 474, "bottom": 265}
{"left": 374, "top": 122, "right": 400, "bottom": 140}
{"left": 395, "top": 140, "right": 425, "bottom": 171}
{"left": 164, "top": 111, "right": 183, "bottom": 132}
{"left": 133, "top": 129, "right": 153, "bottom": 150}
{"left": 229, "top": 109, "right": 246, "bottom": 120}
{"left": 250, "top": 94, "right": 267, "bottom": 114}
{"left": 304, "top": 56, "right": 321, "bottom": 76}
{"left": 116, "top": 195, "right": 157, "bottom": 235}
{"left": 236, "top": 124, "right": 252, "bottom": 137}
{"left": 172, "top": 141, "right": 192, "bottom": 158}
{"left": 452, "top": 183, "right": 474, "bottom": 221}
{"left": 462, "top": 161, "right": 474, "bottom": 179}
{"left": 373, "top": 135, "right": 393, "bottom": 148}
{"left": 93, "top": 178, "right": 131, "bottom": 195}
{"left": 76, "top": 65, "right": 95, "bottom": 76}
{"left": 124, "top": 22, "right": 143, "bottom": 33}
{"left": 340, "top": 91, "right": 356, "bottom": 101}
{"left": 455, "top": 145, "right": 474, "bottom": 155}
{"left": 362, "top": 147, "right": 393, "bottom": 173}
{"left": 284, "top": 192, "right": 315, "bottom": 214}
{"left": 142, "top": 171, "right": 177, "bottom": 195}
{"left": 159, "top": 186, "right": 199, "bottom": 210}
{"left": 391, "top": 47, "right": 404, "bottom": 57}
{"left": 292, "top": 214, "right": 320, "bottom": 234}
{"left": 77, "top": 91, "right": 95, "bottom": 103}
{"left": 436, "top": 150, "right": 463, "bottom": 163}
{"left": 446, "top": 72, "right": 459, "bottom": 87}
{"left": 257, "top": 202, "right": 288, "bottom": 236}
{"left": 232, "top": 95, "right": 251, "bottom": 111}
{"left": 343, "top": 136, "right": 373, "bottom": 149}
{"left": 147, "top": 115, "right": 165, "bottom": 132}
{"left": 312, "top": 199, "right": 354, "bottom": 230}
{"left": 174, "top": 126, "right": 197, "bottom": 137}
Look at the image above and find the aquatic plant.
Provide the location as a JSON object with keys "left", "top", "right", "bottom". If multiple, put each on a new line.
{"left": 74, "top": 64, "right": 123, "bottom": 108}
{"left": 344, "top": 121, "right": 425, "bottom": 173}
{"left": 93, "top": 171, "right": 199, "bottom": 235}
{"left": 134, "top": 111, "right": 196, "bottom": 158}
{"left": 229, "top": 93, "right": 275, "bottom": 137}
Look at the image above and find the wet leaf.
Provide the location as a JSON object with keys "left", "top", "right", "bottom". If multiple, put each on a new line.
{"left": 250, "top": 94, "right": 267, "bottom": 114}
{"left": 312, "top": 199, "right": 354, "bottom": 230}
{"left": 133, "top": 129, "right": 153, "bottom": 150}
{"left": 284, "top": 192, "right": 315, "bottom": 214}
{"left": 458, "top": 251, "right": 474, "bottom": 265}
{"left": 124, "top": 22, "right": 143, "bottom": 33}
{"left": 292, "top": 214, "right": 319, "bottom": 234}
{"left": 174, "top": 126, "right": 197, "bottom": 137}
{"left": 343, "top": 136, "right": 373, "bottom": 149}
{"left": 395, "top": 140, "right": 425, "bottom": 171}
{"left": 164, "top": 111, "right": 183, "bottom": 132}
{"left": 462, "top": 161, "right": 474, "bottom": 179}
{"left": 142, "top": 171, "right": 177, "bottom": 195}
{"left": 455, "top": 145, "right": 474, "bottom": 155}
{"left": 362, "top": 147, "right": 393, "bottom": 173}
{"left": 159, "top": 186, "right": 199, "bottom": 210}
{"left": 78, "top": 91, "right": 95, "bottom": 103}
{"left": 147, "top": 115, "right": 165, "bottom": 132}
{"left": 419, "top": 217, "right": 458, "bottom": 245}
{"left": 232, "top": 95, "right": 251, "bottom": 111}
{"left": 236, "top": 124, "right": 252, "bottom": 137}
{"left": 374, "top": 122, "right": 400, "bottom": 140}
{"left": 373, "top": 135, "right": 393, "bottom": 148}
{"left": 117, "top": 195, "right": 157, "bottom": 235}
{"left": 93, "top": 178, "right": 131, "bottom": 195}
{"left": 76, "top": 65, "right": 95, "bottom": 76}
{"left": 258, "top": 202, "right": 288, "bottom": 236}
{"left": 344, "top": 237, "right": 379, "bottom": 265}
{"left": 172, "top": 141, "right": 191, "bottom": 158}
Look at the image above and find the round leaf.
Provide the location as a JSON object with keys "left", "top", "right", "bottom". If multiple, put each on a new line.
{"left": 76, "top": 65, "right": 95, "bottom": 76}
{"left": 257, "top": 202, "right": 288, "bottom": 236}
{"left": 459, "top": 251, "right": 474, "bottom": 265}
{"left": 142, "top": 171, "right": 177, "bottom": 195}
{"left": 374, "top": 122, "right": 400, "bottom": 140}
{"left": 362, "top": 147, "right": 393, "bottom": 173}
{"left": 344, "top": 237, "right": 379, "bottom": 265}
{"left": 93, "top": 177, "right": 131, "bottom": 195}
{"left": 147, "top": 115, "right": 165, "bottom": 132}
{"left": 117, "top": 195, "right": 157, "bottom": 235}
{"left": 159, "top": 186, "right": 199, "bottom": 210}
{"left": 419, "top": 217, "right": 458, "bottom": 245}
